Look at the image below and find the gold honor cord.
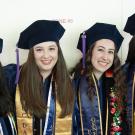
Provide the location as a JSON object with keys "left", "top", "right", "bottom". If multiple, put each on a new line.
{"left": 78, "top": 90, "right": 84, "bottom": 135}
{"left": 132, "top": 73, "right": 135, "bottom": 135}
{"left": 105, "top": 100, "right": 109, "bottom": 135}
{"left": 92, "top": 73, "right": 103, "bottom": 135}
{"left": 78, "top": 73, "right": 109, "bottom": 135}
{"left": 40, "top": 119, "right": 42, "bottom": 135}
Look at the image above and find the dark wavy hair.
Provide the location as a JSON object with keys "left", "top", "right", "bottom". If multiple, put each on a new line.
{"left": 75, "top": 42, "right": 127, "bottom": 107}
{"left": 126, "top": 36, "right": 135, "bottom": 64}
{"left": 19, "top": 42, "right": 74, "bottom": 118}
{"left": 0, "top": 63, "right": 13, "bottom": 116}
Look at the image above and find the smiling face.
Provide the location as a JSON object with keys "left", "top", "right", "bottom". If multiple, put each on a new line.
{"left": 33, "top": 41, "right": 58, "bottom": 77}
{"left": 91, "top": 39, "right": 115, "bottom": 78}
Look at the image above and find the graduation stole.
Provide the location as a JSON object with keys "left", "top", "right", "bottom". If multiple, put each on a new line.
{"left": 55, "top": 100, "right": 72, "bottom": 135}
{"left": 105, "top": 70, "right": 126, "bottom": 135}
{"left": 78, "top": 73, "right": 104, "bottom": 135}
{"left": 43, "top": 78, "right": 72, "bottom": 135}
{"left": 78, "top": 71, "right": 126, "bottom": 135}
{"left": 132, "top": 72, "right": 135, "bottom": 135}
{"left": 43, "top": 78, "right": 54, "bottom": 135}
{"left": 0, "top": 113, "right": 17, "bottom": 135}
{"left": 15, "top": 85, "right": 33, "bottom": 135}
{"left": 8, "top": 113, "right": 17, "bottom": 135}
{"left": 16, "top": 77, "right": 55, "bottom": 135}
{"left": 0, "top": 114, "right": 17, "bottom": 135}
{"left": 0, "top": 122, "right": 3, "bottom": 135}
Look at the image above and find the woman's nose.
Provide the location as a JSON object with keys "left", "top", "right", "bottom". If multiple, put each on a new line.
{"left": 42, "top": 50, "right": 49, "bottom": 58}
{"left": 102, "top": 52, "right": 108, "bottom": 60}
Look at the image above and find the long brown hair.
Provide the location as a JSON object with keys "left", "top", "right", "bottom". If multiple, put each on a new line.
{"left": 19, "top": 42, "right": 74, "bottom": 118}
{"left": 75, "top": 43, "right": 127, "bottom": 106}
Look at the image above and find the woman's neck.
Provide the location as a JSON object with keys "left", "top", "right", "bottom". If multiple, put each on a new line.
{"left": 93, "top": 70, "right": 103, "bottom": 80}
{"left": 40, "top": 70, "right": 52, "bottom": 82}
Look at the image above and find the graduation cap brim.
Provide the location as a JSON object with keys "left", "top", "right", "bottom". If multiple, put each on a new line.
{"left": 77, "top": 23, "right": 123, "bottom": 53}
{"left": 17, "top": 20, "right": 65, "bottom": 49}
{"left": 124, "top": 13, "right": 135, "bottom": 35}
{"left": 0, "top": 38, "right": 3, "bottom": 53}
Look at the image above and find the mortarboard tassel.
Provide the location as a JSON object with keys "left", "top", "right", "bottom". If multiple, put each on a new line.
{"left": 81, "top": 32, "right": 86, "bottom": 69}
{"left": 15, "top": 47, "right": 20, "bottom": 84}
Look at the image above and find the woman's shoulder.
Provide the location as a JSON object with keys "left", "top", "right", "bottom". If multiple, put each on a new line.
{"left": 122, "top": 63, "right": 135, "bottom": 74}
{"left": 122, "top": 63, "right": 129, "bottom": 71}
{"left": 2, "top": 64, "right": 17, "bottom": 92}
{"left": 3, "top": 64, "right": 17, "bottom": 72}
{"left": 3, "top": 64, "right": 17, "bottom": 79}
{"left": 73, "top": 72, "right": 87, "bottom": 87}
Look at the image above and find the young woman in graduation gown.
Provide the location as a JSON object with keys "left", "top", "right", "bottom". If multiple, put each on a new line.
{"left": 122, "top": 13, "right": 135, "bottom": 135}
{"left": 72, "top": 23, "right": 128, "bottom": 135}
{"left": 0, "top": 38, "right": 17, "bottom": 135}
{"left": 4, "top": 20, "right": 74, "bottom": 135}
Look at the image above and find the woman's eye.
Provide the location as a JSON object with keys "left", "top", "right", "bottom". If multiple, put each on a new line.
{"left": 49, "top": 47, "right": 55, "bottom": 51}
{"left": 36, "top": 48, "right": 42, "bottom": 52}
{"left": 108, "top": 51, "right": 114, "bottom": 54}
{"left": 98, "top": 48, "right": 104, "bottom": 52}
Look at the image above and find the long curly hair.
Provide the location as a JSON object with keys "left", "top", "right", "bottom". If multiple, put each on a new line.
{"left": 75, "top": 43, "right": 127, "bottom": 107}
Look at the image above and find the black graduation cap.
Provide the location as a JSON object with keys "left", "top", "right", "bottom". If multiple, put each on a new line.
{"left": 15, "top": 20, "right": 65, "bottom": 84}
{"left": 17, "top": 20, "right": 65, "bottom": 49}
{"left": 124, "top": 13, "right": 135, "bottom": 35}
{"left": 0, "top": 38, "right": 3, "bottom": 53}
{"left": 77, "top": 23, "right": 123, "bottom": 53}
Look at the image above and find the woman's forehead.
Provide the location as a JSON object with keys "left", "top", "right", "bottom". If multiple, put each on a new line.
{"left": 94, "top": 39, "right": 115, "bottom": 49}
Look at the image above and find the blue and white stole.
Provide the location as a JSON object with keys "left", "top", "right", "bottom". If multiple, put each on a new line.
{"left": 43, "top": 78, "right": 55, "bottom": 135}
{"left": 16, "top": 76, "right": 56, "bottom": 135}
{"left": 132, "top": 73, "right": 135, "bottom": 135}
{"left": 78, "top": 73, "right": 108, "bottom": 135}
{"left": 0, "top": 114, "right": 17, "bottom": 135}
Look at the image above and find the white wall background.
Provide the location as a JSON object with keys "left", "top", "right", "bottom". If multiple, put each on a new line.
{"left": 0, "top": 0, "right": 135, "bottom": 71}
